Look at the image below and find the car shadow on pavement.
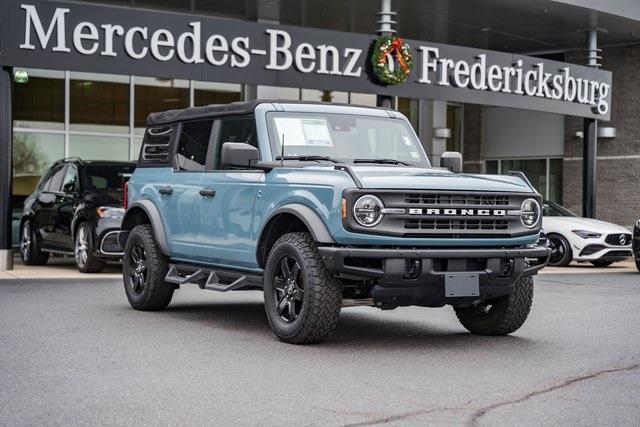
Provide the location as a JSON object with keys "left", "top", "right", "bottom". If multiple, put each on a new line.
{"left": 330, "top": 311, "right": 534, "bottom": 350}
{"left": 159, "top": 301, "right": 534, "bottom": 350}
{"left": 162, "top": 301, "right": 271, "bottom": 332}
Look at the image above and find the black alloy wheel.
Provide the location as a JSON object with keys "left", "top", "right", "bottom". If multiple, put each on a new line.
{"left": 74, "top": 223, "right": 106, "bottom": 273}
{"left": 272, "top": 255, "right": 305, "bottom": 322}
{"left": 263, "top": 232, "right": 342, "bottom": 344}
{"left": 20, "top": 220, "right": 49, "bottom": 265}
{"left": 122, "top": 224, "right": 174, "bottom": 311}
{"left": 128, "top": 244, "right": 148, "bottom": 295}
{"left": 547, "top": 234, "right": 572, "bottom": 267}
{"left": 20, "top": 221, "right": 31, "bottom": 261}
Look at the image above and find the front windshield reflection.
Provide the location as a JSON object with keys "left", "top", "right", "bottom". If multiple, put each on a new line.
{"left": 267, "top": 112, "right": 430, "bottom": 167}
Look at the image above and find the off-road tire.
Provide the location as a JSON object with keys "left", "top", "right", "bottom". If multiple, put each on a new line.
{"left": 75, "top": 222, "right": 106, "bottom": 273}
{"left": 20, "top": 220, "right": 49, "bottom": 265}
{"left": 123, "top": 224, "right": 174, "bottom": 311}
{"left": 547, "top": 233, "right": 572, "bottom": 267}
{"left": 263, "top": 232, "right": 342, "bottom": 344}
{"left": 590, "top": 260, "right": 614, "bottom": 268}
{"left": 454, "top": 274, "right": 534, "bottom": 336}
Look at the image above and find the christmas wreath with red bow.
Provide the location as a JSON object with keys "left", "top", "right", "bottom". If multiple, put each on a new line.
{"left": 371, "top": 36, "right": 413, "bottom": 85}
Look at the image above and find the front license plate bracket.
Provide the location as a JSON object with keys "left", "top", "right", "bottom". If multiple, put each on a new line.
{"left": 445, "top": 273, "right": 480, "bottom": 297}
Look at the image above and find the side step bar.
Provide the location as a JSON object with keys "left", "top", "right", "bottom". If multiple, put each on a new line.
{"left": 165, "top": 263, "right": 262, "bottom": 291}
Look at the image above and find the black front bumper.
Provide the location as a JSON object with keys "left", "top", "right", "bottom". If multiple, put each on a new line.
{"left": 318, "top": 244, "right": 550, "bottom": 307}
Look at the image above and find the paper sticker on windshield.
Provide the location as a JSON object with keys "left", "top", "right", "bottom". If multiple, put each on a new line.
{"left": 273, "top": 117, "right": 307, "bottom": 146}
{"left": 301, "top": 119, "right": 333, "bottom": 147}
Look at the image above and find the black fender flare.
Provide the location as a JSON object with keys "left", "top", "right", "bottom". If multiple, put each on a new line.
{"left": 261, "top": 203, "right": 335, "bottom": 244}
{"left": 120, "top": 199, "right": 170, "bottom": 255}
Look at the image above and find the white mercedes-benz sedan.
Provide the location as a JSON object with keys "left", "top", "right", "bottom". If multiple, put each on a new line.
{"left": 542, "top": 201, "right": 633, "bottom": 267}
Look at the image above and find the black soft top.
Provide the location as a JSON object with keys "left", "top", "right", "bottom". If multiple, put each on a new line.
{"left": 145, "top": 100, "right": 387, "bottom": 126}
{"left": 146, "top": 100, "right": 264, "bottom": 126}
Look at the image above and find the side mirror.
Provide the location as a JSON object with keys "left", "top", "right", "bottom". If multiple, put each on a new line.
{"left": 440, "top": 151, "right": 462, "bottom": 173}
{"left": 62, "top": 182, "right": 76, "bottom": 194}
{"left": 220, "top": 142, "right": 260, "bottom": 169}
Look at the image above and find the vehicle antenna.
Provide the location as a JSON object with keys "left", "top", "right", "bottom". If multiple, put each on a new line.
{"left": 280, "top": 134, "right": 285, "bottom": 166}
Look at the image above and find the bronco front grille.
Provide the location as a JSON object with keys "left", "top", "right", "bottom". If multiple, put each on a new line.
{"left": 404, "top": 193, "right": 510, "bottom": 206}
{"left": 404, "top": 218, "right": 509, "bottom": 231}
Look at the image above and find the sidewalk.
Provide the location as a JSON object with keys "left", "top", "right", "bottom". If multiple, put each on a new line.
{"left": 0, "top": 255, "right": 121, "bottom": 280}
{"left": 540, "top": 259, "right": 637, "bottom": 274}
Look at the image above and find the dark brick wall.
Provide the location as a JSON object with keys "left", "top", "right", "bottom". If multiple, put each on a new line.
{"left": 563, "top": 158, "right": 640, "bottom": 227}
{"left": 563, "top": 45, "right": 640, "bottom": 227}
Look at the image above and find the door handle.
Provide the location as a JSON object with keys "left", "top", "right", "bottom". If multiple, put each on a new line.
{"left": 199, "top": 188, "right": 216, "bottom": 198}
{"left": 159, "top": 186, "right": 173, "bottom": 195}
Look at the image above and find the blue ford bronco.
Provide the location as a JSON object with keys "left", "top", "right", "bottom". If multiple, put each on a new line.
{"left": 119, "top": 100, "right": 550, "bottom": 344}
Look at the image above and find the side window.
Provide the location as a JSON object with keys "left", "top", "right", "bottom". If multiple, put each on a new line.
{"left": 140, "top": 125, "right": 174, "bottom": 165}
{"left": 37, "top": 167, "right": 54, "bottom": 190}
{"left": 61, "top": 165, "right": 79, "bottom": 194}
{"left": 44, "top": 165, "right": 66, "bottom": 192}
{"left": 213, "top": 115, "right": 258, "bottom": 170}
{"left": 176, "top": 120, "right": 214, "bottom": 171}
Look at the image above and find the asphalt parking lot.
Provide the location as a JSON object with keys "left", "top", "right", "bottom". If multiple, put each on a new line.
{"left": 1, "top": 264, "right": 639, "bottom": 425}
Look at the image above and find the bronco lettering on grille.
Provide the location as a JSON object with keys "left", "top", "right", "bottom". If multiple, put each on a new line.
{"left": 408, "top": 208, "right": 507, "bottom": 216}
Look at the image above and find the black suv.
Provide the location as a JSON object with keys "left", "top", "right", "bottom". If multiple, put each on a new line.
{"left": 20, "top": 158, "right": 135, "bottom": 273}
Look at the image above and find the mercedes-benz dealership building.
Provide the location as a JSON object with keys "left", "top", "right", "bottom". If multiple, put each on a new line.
{"left": 1, "top": 0, "right": 639, "bottom": 267}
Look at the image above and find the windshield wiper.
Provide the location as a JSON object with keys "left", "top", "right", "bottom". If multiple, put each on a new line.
{"left": 353, "top": 158, "right": 410, "bottom": 166}
{"left": 276, "top": 155, "right": 342, "bottom": 163}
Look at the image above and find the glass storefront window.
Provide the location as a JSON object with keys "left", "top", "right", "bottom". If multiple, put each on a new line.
{"left": 70, "top": 72, "right": 129, "bottom": 134}
{"left": 13, "top": 132, "right": 64, "bottom": 176}
{"left": 132, "top": 136, "right": 144, "bottom": 161}
{"left": 194, "top": 81, "right": 241, "bottom": 107}
{"left": 486, "top": 158, "right": 563, "bottom": 202}
{"left": 13, "top": 69, "right": 65, "bottom": 130}
{"left": 349, "top": 93, "right": 376, "bottom": 106}
{"left": 69, "top": 135, "right": 130, "bottom": 161}
{"left": 300, "top": 89, "right": 348, "bottom": 103}
{"left": 257, "top": 85, "right": 300, "bottom": 100}
{"left": 446, "top": 104, "right": 463, "bottom": 152}
{"left": 501, "top": 159, "right": 547, "bottom": 196}
{"left": 486, "top": 160, "right": 498, "bottom": 174}
{"left": 548, "top": 159, "right": 563, "bottom": 203}
{"left": 135, "top": 77, "right": 189, "bottom": 134}
{"left": 397, "top": 98, "right": 419, "bottom": 133}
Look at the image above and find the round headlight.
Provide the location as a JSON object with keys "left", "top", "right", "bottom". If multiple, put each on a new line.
{"left": 353, "top": 195, "right": 384, "bottom": 227}
{"left": 520, "top": 198, "right": 541, "bottom": 228}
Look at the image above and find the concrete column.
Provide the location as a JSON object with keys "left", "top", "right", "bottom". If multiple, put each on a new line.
{"left": 376, "top": 0, "right": 396, "bottom": 109}
{"left": 418, "top": 99, "right": 448, "bottom": 166}
{"left": 582, "top": 29, "right": 601, "bottom": 218}
{"left": 0, "top": 67, "right": 13, "bottom": 271}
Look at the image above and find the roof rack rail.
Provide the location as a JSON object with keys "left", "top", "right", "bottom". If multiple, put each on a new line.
{"left": 54, "top": 156, "right": 83, "bottom": 163}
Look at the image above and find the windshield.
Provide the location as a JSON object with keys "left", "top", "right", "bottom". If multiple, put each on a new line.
{"left": 543, "top": 201, "right": 577, "bottom": 217}
{"left": 84, "top": 164, "right": 135, "bottom": 194}
{"left": 267, "top": 112, "right": 430, "bottom": 166}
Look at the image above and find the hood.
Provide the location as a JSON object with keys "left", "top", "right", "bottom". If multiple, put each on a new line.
{"left": 542, "top": 216, "right": 630, "bottom": 233}
{"left": 349, "top": 166, "right": 534, "bottom": 193}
